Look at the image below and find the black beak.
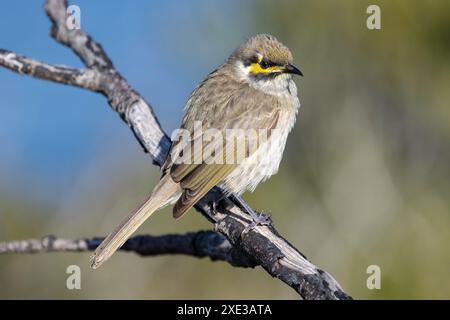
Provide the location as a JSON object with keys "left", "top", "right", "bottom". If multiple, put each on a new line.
{"left": 283, "top": 64, "right": 303, "bottom": 76}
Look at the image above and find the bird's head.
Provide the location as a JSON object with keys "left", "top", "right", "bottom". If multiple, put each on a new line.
{"left": 229, "top": 34, "right": 302, "bottom": 89}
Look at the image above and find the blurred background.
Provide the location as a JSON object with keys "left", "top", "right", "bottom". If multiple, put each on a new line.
{"left": 1, "top": 0, "right": 449, "bottom": 299}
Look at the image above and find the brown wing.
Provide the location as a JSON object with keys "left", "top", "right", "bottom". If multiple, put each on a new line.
{"left": 164, "top": 69, "right": 281, "bottom": 218}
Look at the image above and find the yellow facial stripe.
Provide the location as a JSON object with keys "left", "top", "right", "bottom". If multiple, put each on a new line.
{"left": 249, "top": 63, "right": 281, "bottom": 74}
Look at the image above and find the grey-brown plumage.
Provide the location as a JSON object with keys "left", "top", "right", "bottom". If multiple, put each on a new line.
{"left": 91, "top": 34, "right": 302, "bottom": 269}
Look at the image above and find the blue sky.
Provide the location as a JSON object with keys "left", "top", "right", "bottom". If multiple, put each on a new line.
{"left": 0, "top": 0, "right": 252, "bottom": 199}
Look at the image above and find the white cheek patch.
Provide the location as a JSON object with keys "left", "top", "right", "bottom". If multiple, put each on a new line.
{"left": 235, "top": 61, "right": 251, "bottom": 80}
{"left": 235, "top": 61, "right": 292, "bottom": 97}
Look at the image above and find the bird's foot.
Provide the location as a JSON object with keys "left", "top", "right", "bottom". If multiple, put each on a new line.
{"left": 228, "top": 193, "right": 273, "bottom": 235}
{"left": 242, "top": 211, "right": 272, "bottom": 234}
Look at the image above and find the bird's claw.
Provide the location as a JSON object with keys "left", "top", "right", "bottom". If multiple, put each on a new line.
{"left": 242, "top": 211, "right": 272, "bottom": 235}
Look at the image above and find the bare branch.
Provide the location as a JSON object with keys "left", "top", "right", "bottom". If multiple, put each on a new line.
{"left": 0, "top": 49, "right": 101, "bottom": 91}
{"left": 45, "top": 0, "right": 113, "bottom": 69}
{"left": 0, "top": 232, "right": 256, "bottom": 268}
{"left": 0, "top": 0, "right": 352, "bottom": 300}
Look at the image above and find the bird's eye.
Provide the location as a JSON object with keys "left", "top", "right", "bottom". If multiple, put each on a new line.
{"left": 260, "top": 60, "right": 269, "bottom": 69}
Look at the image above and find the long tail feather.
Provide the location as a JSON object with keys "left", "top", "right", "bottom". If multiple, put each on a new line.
{"left": 90, "top": 175, "right": 179, "bottom": 269}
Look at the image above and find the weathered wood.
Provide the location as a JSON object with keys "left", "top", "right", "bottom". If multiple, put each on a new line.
{"left": 0, "top": 232, "right": 256, "bottom": 268}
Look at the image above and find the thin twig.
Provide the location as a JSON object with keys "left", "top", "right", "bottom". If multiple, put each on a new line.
{"left": 0, "top": 232, "right": 256, "bottom": 268}
{"left": 0, "top": 49, "right": 101, "bottom": 90}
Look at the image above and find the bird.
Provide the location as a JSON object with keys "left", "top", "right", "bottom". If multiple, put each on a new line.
{"left": 91, "top": 34, "right": 302, "bottom": 269}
